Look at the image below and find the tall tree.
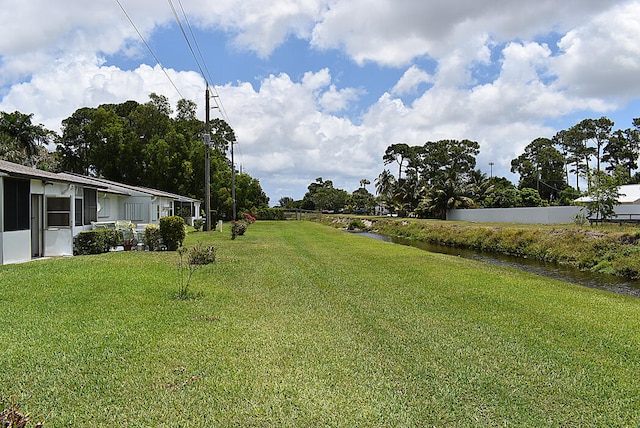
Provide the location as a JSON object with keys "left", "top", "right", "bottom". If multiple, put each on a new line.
{"left": 0, "top": 111, "right": 55, "bottom": 168}
{"left": 422, "top": 139, "right": 479, "bottom": 183}
{"left": 603, "top": 128, "right": 640, "bottom": 181}
{"left": 562, "top": 124, "right": 594, "bottom": 191}
{"left": 375, "top": 169, "right": 397, "bottom": 211}
{"left": 510, "top": 137, "right": 567, "bottom": 201}
{"left": 57, "top": 107, "right": 100, "bottom": 174}
{"left": 552, "top": 129, "right": 572, "bottom": 185}
{"left": 580, "top": 117, "right": 614, "bottom": 173}
{"left": 383, "top": 143, "right": 411, "bottom": 180}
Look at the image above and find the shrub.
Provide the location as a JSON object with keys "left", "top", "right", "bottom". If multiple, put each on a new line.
{"left": 188, "top": 243, "right": 216, "bottom": 265}
{"left": 75, "top": 229, "right": 120, "bottom": 255}
{"left": 193, "top": 219, "right": 204, "bottom": 232}
{"left": 176, "top": 244, "right": 216, "bottom": 299}
{"left": 573, "top": 212, "right": 587, "bottom": 226}
{"left": 256, "top": 207, "right": 286, "bottom": 220}
{"left": 231, "top": 221, "right": 248, "bottom": 239}
{"left": 144, "top": 224, "right": 162, "bottom": 251}
{"left": 160, "top": 216, "right": 186, "bottom": 251}
{"left": 242, "top": 212, "right": 257, "bottom": 224}
{"left": 347, "top": 219, "right": 366, "bottom": 230}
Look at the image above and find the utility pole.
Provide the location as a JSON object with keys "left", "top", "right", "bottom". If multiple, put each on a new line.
{"left": 204, "top": 85, "right": 211, "bottom": 232}
{"left": 489, "top": 162, "right": 494, "bottom": 179}
{"left": 231, "top": 137, "right": 236, "bottom": 221}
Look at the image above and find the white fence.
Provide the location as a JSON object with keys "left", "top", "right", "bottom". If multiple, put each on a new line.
{"left": 447, "top": 205, "right": 640, "bottom": 224}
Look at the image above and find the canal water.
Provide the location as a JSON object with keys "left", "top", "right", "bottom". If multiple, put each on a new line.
{"left": 354, "top": 232, "right": 640, "bottom": 298}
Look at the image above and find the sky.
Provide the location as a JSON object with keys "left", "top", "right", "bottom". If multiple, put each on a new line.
{"left": 1, "top": 0, "right": 640, "bottom": 204}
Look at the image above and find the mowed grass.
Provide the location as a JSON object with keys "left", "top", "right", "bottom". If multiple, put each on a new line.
{"left": 1, "top": 221, "right": 640, "bottom": 426}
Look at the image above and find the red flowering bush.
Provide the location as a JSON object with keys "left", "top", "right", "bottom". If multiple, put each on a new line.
{"left": 242, "top": 212, "right": 256, "bottom": 224}
{"left": 231, "top": 220, "right": 248, "bottom": 239}
{"left": 231, "top": 213, "right": 257, "bottom": 239}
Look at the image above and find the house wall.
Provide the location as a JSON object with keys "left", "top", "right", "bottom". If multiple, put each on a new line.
{"left": 97, "top": 193, "right": 119, "bottom": 222}
{"left": 117, "top": 195, "right": 153, "bottom": 224}
{"left": 91, "top": 194, "right": 182, "bottom": 226}
{"left": 0, "top": 177, "right": 3, "bottom": 263}
{"left": 0, "top": 178, "right": 74, "bottom": 264}
{"left": 2, "top": 231, "right": 31, "bottom": 264}
{"left": 42, "top": 181, "right": 75, "bottom": 258}
{"left": 447, "top": 205, "right": 640, "bottom": 224}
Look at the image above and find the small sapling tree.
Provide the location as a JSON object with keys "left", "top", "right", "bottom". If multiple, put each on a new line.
{"left": 176, "top": 243, "right": 216, "bottom": 299}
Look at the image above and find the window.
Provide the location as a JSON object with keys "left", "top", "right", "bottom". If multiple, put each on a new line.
{"left": 47, "top": 197, "right": 71, "bottom": 227}
{"left": 124, "top": 202, "right": 143, "bottom": 221}
{"left": 98, "top": 196, "right": 110, "bottom": 218}
{"left": 75, "top": 198, "right": 82, "bottom": 226}
{"left": 3, "top": 178, "right": 30, "bottom": 231}
{"left": 83, "top": 188, "right": 97, "bottom": 225}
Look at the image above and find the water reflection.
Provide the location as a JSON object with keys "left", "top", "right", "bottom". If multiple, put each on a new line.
{"left": 354, "top": 232, "right": 640, "bottom": 298}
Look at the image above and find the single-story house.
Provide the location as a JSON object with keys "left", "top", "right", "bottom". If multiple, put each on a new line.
{"left": 0, "top": 160, "right": 200, "bottom": 265}
{"left": 574, "top": 184, "right": 640, "bottom": 204}
{"left": 58, "top": 174, "right": 202, "bottom": 226}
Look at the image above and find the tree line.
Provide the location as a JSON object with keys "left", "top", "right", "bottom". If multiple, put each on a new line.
{"left": 281, "top": 116, "right": 640, "bottom": 219}
{"left": 0, "top": 94, "right": 269, "bottom": 220}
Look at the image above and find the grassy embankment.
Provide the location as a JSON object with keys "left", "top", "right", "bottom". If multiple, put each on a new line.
{"left": 2, "top": 221, "right": 640, "bottom": 426}
{"left": 316, "top": 216, "right": 640, "bottom": 279}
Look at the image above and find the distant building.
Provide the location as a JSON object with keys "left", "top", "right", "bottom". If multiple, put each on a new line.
{"left": 573, "top": 184, "right": 640, "bottom": 204}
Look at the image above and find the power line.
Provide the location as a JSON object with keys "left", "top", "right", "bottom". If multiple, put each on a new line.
{"left": 168, "top": 0, "right": 208, "bottom": 85}
{"left": 114, "top": 0, "right": 185, "bottom": 99}
{"left": 167, "top": 1, "right": 229, "bottom": 124}
{"left": 168, "top": 0, "right": 243, "bottom": 169}
{"left": 176, "top": 0, "right": 215, "bottom": 87}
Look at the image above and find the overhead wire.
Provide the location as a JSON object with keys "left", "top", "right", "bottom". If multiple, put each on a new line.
{"left": 118, "top": 0, "right": 244, "bottom": 170}
{"left": 176, "top": 0, "right": 215, "bottom": 87}
{"left": 114, "top": 0, "right": 185, "bottom": 100}
{"left": 171, "top": 0, "right": 244, "bottom": 169}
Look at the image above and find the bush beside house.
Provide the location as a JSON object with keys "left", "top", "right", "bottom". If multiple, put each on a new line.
{"left": 144, "top": 224, "right": 162, "bottom": 251}
{"left": 75, "top": 229, "right": 120, "bottom": 255}
{"left": 160, "top": 216, "right": 186, "bottom": 250}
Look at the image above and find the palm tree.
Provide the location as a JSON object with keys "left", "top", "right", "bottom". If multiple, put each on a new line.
{"left": 375, "top": 170, "right": 396, "bottom": 198}
{"left": 393, "top": 169, "right": 425, "bottom": 216}
{"left": 418, "top": 171, "right": 475, "bottom": 219}
{"left": 0, "top": 111, "right": 53, "bottom": 166}
{"left": 375, "top": 169, "right": 397, "bottom": 214}
{"left": 469, "top": 169, "right": 493, "bottom": 206}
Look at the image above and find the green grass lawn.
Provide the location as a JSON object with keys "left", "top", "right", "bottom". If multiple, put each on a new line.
{"left": 2, "top": 221, "right": 640, "bottom": 426}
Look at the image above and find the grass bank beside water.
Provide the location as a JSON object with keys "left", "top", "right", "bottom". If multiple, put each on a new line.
{"left": 2, "top": 221, "right": 640, "bottom": 426}
{"left": 317, "top": 216, "right": 640, "bottom": 279}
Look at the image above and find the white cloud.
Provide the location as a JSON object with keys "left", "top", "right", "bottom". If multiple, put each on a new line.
{"left": 187, "top": 0, "right": 329, "bottom": 57}
{"left": 1, "top": 0, "right": 640, "bottom": 202}
{"left": 319, "top": 85, "right": 362, "bottom": 112}
{"left": 552, "top": 1, "right": 640, "bottom": 99}
{"left": 0, "top": 55, "right": 204, "bottom": 132}
{"left": 310, "top": 0, "right": 620, "bottom": 66}
{"left": 202, "top": 70, "right": 395, "bottom": 198}
{"left": 391, "top": 66, "right": 432, "bottom": 96}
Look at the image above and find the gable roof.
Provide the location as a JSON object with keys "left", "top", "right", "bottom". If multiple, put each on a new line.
{"left": 574, "top": 184, "right": 640, "bottom": 204}
{"left": 617, "top": 185, "right": 640, "bottom": 203}
{"left": 58, "top": 173, "right": 199, "bottom": 203}
{"left": 0, "top": 160, "right": 199, "bottom": 203}
{"left": 0, "top": 160, "right": 108, "bottom": 189}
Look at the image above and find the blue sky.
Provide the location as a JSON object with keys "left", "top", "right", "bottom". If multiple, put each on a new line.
{"left": 1, "top": 0, "right": 640, "bottom": 203}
